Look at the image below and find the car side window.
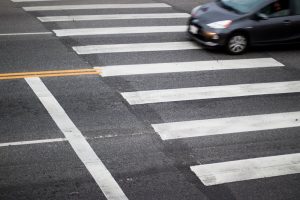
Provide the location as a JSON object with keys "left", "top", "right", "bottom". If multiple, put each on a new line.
{"left": 260, "top": 0, "right": 291, "bottom": 18}
{"left": 291, "top": 0, "right": 300, "bottom": 15}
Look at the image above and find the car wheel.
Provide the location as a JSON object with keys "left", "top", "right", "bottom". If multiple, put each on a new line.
{"left": 226, "top": 34, "right": 248, "bottom": 55}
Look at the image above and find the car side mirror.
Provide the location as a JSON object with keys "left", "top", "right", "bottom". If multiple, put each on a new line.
{"left": 256, "top": 13, "right": 269, "bottom": 20}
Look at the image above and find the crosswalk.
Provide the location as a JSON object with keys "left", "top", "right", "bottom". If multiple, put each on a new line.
{"left": 73, "top": 41, "right": 201, "bottom": 55}
{"left": 13, "top": 0, "right": 300, "bottom": 196}
{"left": 121, "top": 81, "right": 300, "bottom": 104}
{"left": 23, "top": 3, "right": 171, "bottom": 11}
{"left": 152, "top": 111, "right": 300, "bottom": 140}
{"left": 96, "top": 58, "right": 284, "bottom": 77}
{"left": 54, "top": 26, "right": 188, "bottom": 37}
{"left": 12, "top": 0, "right": 59, "bottom": 2}
{"left": 38, "top": 13, "right": 190, "bottom": 22}
{"left": 191, "top": 153, "right": 300, "bottom": 186}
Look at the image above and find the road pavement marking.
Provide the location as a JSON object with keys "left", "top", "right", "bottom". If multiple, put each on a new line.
{"left": 12, "top": 0, "right": 59, "bottom": 2}
{"left": 152, "top": 111, "right": 300, "bottom": 140}
{"left": 73, "top": 41, "right": 201, "bottom": 55}
{"left": 0, "top": 138, "right": 67, "bottom": 147}
{"left": 0, "top": 134, "right": 144, "bottom": 147}
{"left": 96, "top": 58, "right": 284, "bottom": 77}
{"left": 38, "top": 13, "right": 190, "bottom": 22}
{"left": 191, "top": 153, "right": 300, "bottom": 186}
{"left": 23, "top": 3, "right": 171, "bottom": 11}
{"left": 121, "top": 80, "right": 300, "bottom": 105}
{"left": 26, "top": 77, "right": 128, "bottom": 200}
{"left": 54, "top": 26, "right": 188, "bottom": 37}
{"left": 0, "top": 69, "right": 100, "bottom": 80}
{"left": 0, "top": 32, "right": 52, "bottom": 36}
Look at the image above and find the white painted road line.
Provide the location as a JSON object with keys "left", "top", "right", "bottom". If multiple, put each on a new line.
{"left": 0, "top": 32, "right": 52, "bottom": 36}
{"left": 191, "top": 153, "right": 300, "bottom": 186}
{"left": 121, "top": 80, "right": 300, "bottom": 105}
{"left": 23, "top": 3, "right": 171, "bottom": 11}
{"left": 12, "top": 0, "right": 59, "bottom": 2}
{"left": 55, "top": 26, "right": 188, "bottom": 37}
{"left": 0, "top": 138, "right": 67, "bottom": 147}
{"left": 97, "top": 58, "right": 284, "bottom": 77}
{"left": 38, "top": 13, "right": 190, "bottom": 22}
{"left": 152, "top": 111, "right": 300, "bottom": 140}
{"left": 26, "top": 77, "right": 128, "bottom": 200}
{"left": 73, "top": 41, "right": 201, "bottom": 55}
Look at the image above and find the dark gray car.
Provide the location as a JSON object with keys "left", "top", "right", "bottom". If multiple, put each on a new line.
{"left": 188, "top": 0, "right": 300, "bottom": 54}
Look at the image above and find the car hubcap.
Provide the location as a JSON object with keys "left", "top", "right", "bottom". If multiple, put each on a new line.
{"left": 229, "top": 35, "right": 247, "bottom": 53}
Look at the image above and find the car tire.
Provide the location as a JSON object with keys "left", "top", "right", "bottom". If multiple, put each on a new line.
{"left": 226, "top": 33, "right": 248, "bottom": 55}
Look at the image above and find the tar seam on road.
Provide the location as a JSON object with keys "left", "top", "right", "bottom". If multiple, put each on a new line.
{"left": 25, "top": 77, "right": 129, "bottom": 200}
{"left": 0, "top": 32, "right": 52, "bottom": 36}
{"left": 0, "top": 69, "right": 100, "bottom": 80}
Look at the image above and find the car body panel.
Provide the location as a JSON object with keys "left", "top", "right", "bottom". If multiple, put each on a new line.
{"left": 188, "top": 0, "right": 300, "bottom": 50}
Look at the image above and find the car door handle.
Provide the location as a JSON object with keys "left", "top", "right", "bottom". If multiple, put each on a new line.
{"left": 283, "top": 20, "right": 291, "bottom": 25}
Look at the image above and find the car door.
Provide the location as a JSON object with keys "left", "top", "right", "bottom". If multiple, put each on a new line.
{"left": 249, "top": 0, "right": 293, "bottom": 45}
{"left": 289, "top": 0, "right": 300, "bottom": 42}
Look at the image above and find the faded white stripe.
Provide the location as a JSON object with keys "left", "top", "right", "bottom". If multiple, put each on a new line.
{"left": 97, "top": 58, "right": 284, "bottom": 77}
{"left": 121, "top": 81, "right": 300, "bottom": 105}
{"left": 0, "top": 32, "right": 52, "bottom": 36}
{"left": 26, "top": 77, "right": 128, "bottom": 200}
{"left": 0, "top": 138, "right": 67, "bottom": 147}
{"left": 73, "top": 41, "right": 201, "bottom": 55}
{"left": 191, "top": 153, "right": 300, "bottom": 186}
{"left": 12, "top": 0, "right": 59, "bottom": 2}
{"left": 152, "top": 111, "right": 300, "bottom": 140}
{"left": 38, "top": 13, "right": 190, "bottom": 22}
{"left": 23, "top": 3, "right": 171, "bottom": 11}
{"left": 54, "top": 26, "right": 188, "bottom": 37}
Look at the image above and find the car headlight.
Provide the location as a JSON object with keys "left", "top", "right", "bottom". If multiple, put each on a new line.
{"left": 191, "top": 6, "right": 202, "bottom": 17}
{"left": 207, "top": 20, "right": 232, "bottom": 29}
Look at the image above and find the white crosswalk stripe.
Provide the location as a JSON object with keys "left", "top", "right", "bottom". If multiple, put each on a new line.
{"left": 16, "top": 0, "right": 300, "bottom": 189}
{"left": 54, "top": 26, "right": 188, "bottom": 37}
{"left": 97, "top": 58, "right": 284, "bottom": 77}
{"left": 152, "top": 111, "right": 300, "bottom": 140}
{"left": 38, "top": 13, "right": 190, "bottom": 22}
{"left": 23, "top": 3, "right": 171, "bottom": 11}
{"left": 73, "top": 41, "right": 201, "bottom": 55}
{"left": 12, "top": 0, "right": 59, "bottom": 2}
{"left": 121, "top": 80, "right": 300, "bottom": 105}
{"left": 0, "top": 32, "right": 52, "bottom": 36}
{"left": 191, "top": 153, "right": 300, "bottom": 186}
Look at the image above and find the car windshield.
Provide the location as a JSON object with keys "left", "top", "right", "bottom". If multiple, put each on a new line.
{"left": 219, "top": 0, "right": 262, "bottom": 14}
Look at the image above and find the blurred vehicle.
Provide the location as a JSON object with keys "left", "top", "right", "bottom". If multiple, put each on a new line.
{"left": 187, "top": 0, "right": 300, "bottom": 54}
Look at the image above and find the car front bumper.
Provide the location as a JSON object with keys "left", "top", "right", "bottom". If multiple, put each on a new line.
{"left": 187, "top": 31, "right": 220, "bottom": 47}
{"left": 187, "top": 21, "right": 228, "bottom": 48}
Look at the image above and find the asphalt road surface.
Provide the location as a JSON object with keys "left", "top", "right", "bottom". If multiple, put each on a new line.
{"left": 1, "top": 0, "right": 300, "bottom": 200}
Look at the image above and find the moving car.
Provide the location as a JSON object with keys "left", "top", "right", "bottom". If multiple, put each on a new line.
{"left": 187, "top": 0, "right": 300, "bottom": 54}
